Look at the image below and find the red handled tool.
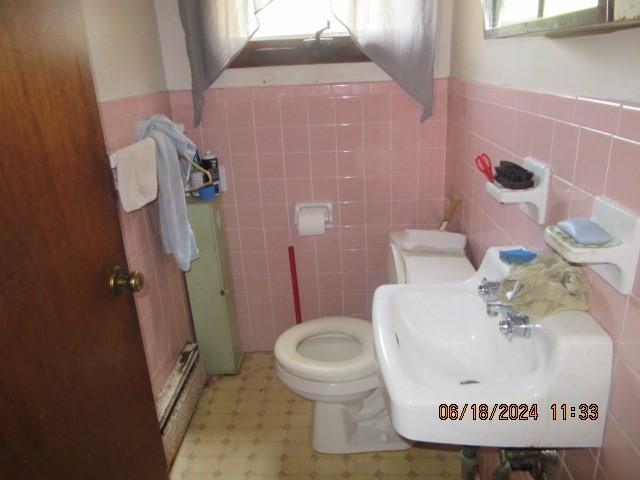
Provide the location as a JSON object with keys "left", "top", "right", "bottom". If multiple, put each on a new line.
{"left": 475, "top": 153, "right": 494, "bottom": 182}
{"left": 288, "top": 246, "right": 302, "bottom": 325}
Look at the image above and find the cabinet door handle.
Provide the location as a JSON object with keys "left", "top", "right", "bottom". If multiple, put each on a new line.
{"left": 220, "top": 288, "right": 230, "bottom": 296}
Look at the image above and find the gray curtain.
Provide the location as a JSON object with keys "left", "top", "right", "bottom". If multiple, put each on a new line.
{"left": 179, "top": 0, "right": 438, "bottom": 124}
{"left": 178, "top": 0, "right": 273, "bottom": 126}
{"left": 331, "top": 0, "right": 438, "bottom": 120}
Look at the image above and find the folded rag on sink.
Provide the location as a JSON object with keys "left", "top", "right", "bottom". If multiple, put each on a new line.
{"left": 498, "top": 252, "right": 590, "bottom": 318}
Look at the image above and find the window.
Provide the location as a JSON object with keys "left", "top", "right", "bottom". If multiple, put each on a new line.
{"left": 482, "top": 0, "right": 619, "bottom": 37}
{"left": 495, "top": 0, "right": 599, "bottom": 27}
{"left": 544, "top": 0, "right": 600, "bottom": 17}
{"left": 252, "top": 0, "right": 348, "bottom": 40}
{"left": 495, "top": 0, "right": 540, "bottom": 27}
{"left": 229, "top": 0, "right": 368, "bottom": 68}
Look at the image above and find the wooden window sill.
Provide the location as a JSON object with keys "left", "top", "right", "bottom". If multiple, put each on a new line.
{"left": 229, "top": 36, "right": 369, "bottom": 68}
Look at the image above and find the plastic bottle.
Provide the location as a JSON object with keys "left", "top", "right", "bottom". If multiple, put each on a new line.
{"left": 202, "top": 150, "right": 220, "bottom": 193}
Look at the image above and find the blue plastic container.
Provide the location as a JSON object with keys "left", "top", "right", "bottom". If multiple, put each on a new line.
{"left": 198, "top": 185, "right": 216, "bottom": 202}
{"left": 499, "top": 248, "right": 537, "bottom": 265}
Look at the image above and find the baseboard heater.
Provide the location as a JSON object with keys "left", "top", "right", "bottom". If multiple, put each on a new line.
{"left": 156, "top": 342, "right": 206, "bottom": 467}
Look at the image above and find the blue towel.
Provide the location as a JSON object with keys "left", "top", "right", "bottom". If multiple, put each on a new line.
{"left": 136, "top": 115, "right": 199, "bottom": 271}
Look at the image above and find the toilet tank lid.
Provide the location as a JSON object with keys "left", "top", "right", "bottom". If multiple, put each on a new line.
{"left": 390, "top": 229, "right": 466, "bottom": 254}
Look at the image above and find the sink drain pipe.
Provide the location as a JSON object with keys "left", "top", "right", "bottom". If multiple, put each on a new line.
{"left": 492, "top": 459, "right": 511, "bottom": 480}
{"left": 460, "top": 446, "right": 479, "bottom": 480}
{"left": 492, "top": 448, "right": 558, "bottom": 480}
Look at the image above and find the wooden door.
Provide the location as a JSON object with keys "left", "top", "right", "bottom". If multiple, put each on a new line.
{"left": 0, "top": 1, "right": 168, "bottom": 478}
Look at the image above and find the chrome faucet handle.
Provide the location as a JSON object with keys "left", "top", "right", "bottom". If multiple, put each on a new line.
{"left": 478, "top": 277, "right": 501, "bottom": 300}
{"left": 498, "top": 318, "right": 513, "bottom": 338}
{"left": 478, "top": 277, "right": 500, "bottom": 296}
{"left": 499, "top": 311, "right": 531, "bottom": 340}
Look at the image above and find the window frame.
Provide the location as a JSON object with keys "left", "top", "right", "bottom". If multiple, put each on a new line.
{"left": 228, "top": 36, "right": 369, "bottom": 68}
{"left": 482, "top": 0, "right": 612, "bottom": 38}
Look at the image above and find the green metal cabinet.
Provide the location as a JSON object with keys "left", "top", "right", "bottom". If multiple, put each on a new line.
{"left": 186, "top": 198, "right": 243, "bottom": 375}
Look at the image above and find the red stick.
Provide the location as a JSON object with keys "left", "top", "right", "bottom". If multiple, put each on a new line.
{"left": 288, "top": 246, "right": 302, "bottom": 325}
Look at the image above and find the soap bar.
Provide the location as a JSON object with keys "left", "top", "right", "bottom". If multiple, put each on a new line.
{"left": 499, "top": 248, "right": 538, "bottom": 265}
{"left": 557, "top": 218, "right": 612, "bottom": 246}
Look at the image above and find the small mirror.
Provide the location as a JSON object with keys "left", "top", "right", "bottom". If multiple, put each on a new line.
{"left": 481, "top": 0, "right": 640, "bottom": 37}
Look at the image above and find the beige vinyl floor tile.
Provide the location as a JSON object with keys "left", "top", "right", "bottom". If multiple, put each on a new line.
{"left": 171, "top": 353, "right": 461, "bottom": 479}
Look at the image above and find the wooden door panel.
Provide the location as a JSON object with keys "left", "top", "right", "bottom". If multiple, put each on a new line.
{"left": 0, "top": 1, "right": 168, "bottom": 478}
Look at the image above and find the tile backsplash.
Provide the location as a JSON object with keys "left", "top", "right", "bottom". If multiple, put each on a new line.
{"left": 170, "top": 80, "right": 449, "bottom": 351}
{"left": 446, "top": 78, "right": 640, "bottom": 480}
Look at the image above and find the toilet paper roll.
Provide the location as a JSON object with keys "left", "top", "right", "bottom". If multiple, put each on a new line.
{"left": 297, "top": 207, "right": 326, "bottom": 236}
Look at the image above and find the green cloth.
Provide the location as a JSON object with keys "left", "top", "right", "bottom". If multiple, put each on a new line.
{"left": 498, "top": 252, "right": 591, "bottom": 319}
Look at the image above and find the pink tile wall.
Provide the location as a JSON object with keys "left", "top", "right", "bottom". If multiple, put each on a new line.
{"left": 446, "top": 78, "right": 640, "bottom": 480}
{"left": 99, "top": 92, "right": 194, "bottom": 400}
{"left": 170, "top": 80, "right": 448, "bottom": 352}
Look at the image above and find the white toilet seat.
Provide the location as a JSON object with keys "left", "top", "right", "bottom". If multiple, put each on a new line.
{"left": 275, "top": 316, "right": 376, "bottom": 383}
{"left": 275, "top": 362, "right": 379, "bottom": 400}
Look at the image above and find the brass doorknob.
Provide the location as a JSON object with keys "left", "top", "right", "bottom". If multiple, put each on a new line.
{"left": 108, "top": 266, "right": 145, "bottom": 294}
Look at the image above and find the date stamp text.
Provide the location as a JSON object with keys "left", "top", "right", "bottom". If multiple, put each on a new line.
{"left": 438, "top": 403, "right": 599, "bottom": 421}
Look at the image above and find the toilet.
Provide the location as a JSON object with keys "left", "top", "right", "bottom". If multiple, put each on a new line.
{"left": 274, "top": 230, "right": 475, "bottom": 454}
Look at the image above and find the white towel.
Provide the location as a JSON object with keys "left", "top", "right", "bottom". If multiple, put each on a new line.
{"left": 136, "top": 115, "right": 199, "bottom": 272}
{"left": 396, "top": 229, "right": 466, "bottom": 254}
{"left": 113, "top": 138, "right": 157, "bottom": 212}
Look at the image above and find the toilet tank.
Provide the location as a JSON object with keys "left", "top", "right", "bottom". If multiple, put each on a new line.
{"left": 387, "top": 242, "right": 406, "bottom": 284}
{"left": 386, "top": 231, "right": 475, "bottom": 284}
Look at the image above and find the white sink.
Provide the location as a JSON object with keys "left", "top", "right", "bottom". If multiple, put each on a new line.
{"left": 372, "top": 247, "right": 613, "bottom": 448}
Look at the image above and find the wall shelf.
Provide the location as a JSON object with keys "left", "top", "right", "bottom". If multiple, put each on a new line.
{"left": 544, "top": 196, "right": 640, "bottom": 295}
{"left": 485, "top": 157, "right": 551, "bottom": 225}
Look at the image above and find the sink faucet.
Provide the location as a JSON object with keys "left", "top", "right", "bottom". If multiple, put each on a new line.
{"left": 499, "top": 311, "right": 531, "bottom": 340}
{"left": 478, "top": 277, "right": 500, "bottom": 302}
{"left": 478, "top": 278, "right": 508, "bottom": 316}
{"left": 478, "top": 278, "right": 531, "bottom": 340}
{"left": 485, "top": 301, "right": 513, "bottom": 317}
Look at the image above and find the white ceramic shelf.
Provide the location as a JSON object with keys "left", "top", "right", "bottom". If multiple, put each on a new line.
{"left": 544, "top": 196, "right": 640, "bottom": 295}
{"left": 485, "top": 157, "right": 551, "bottom": 225}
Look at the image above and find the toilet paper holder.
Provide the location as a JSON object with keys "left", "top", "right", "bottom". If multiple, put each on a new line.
{"left": 294, "top": 202, "right": 333, "bottom": 228}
